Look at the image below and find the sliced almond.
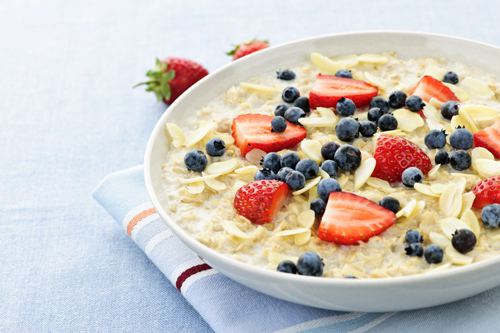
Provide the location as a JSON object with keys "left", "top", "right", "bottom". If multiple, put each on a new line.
{"left": 275, "top": 228, "right": 310, "bottom": 237}
{"left": 473, "top": 159, "right": 500, "bottom": 178}
{"left": 319, "top": 168, "right": 330, "bottom": 179}
{"left": 461, "top": 105, "right": 500, "bottom": 126}
{"left": 293, "top": 176, "right": 321, "bottom": 196}
{"left": 203, "top": 176, "right": 227, "bottom": 192}
{"left": 234, "top": 165, "right": 259, "bottom": 175}
{"left": 459, "top": 107, "right": 480, "bottom": 132}
{"left": 205, "top": 159, "right": 239, "bottom": 175}
{"left": 185, "top": 124, "right": 215, "bottom": 147}
{"left": 396, "top": 199, "right": 417, "bottom": 218}
{"left": 443, "top": 82, "right": 469, "bottom": 101}
{"left": 363, "top": 72, "right": 390, "bottom": 91}
{"left": 430, "top": 182, "right": 447, "bottom": 194}
{"left": 439, "top": 217, "right": 472, "bottom": 239}
{"left": 354, "top": 156, "right": 376, "bottom": 190}
{"left": 297, "top": 210, "right": 316, "bottom": 229}
{"left": 186, "top": 181, "right": 205, "bottom": 194}
{"left": 240, "top": 82, "right": 278, "bottom": 96}
{"left": 460, "top": 77, "right": 495, "bottom": 99}
{"left": 310, "top": 52, "right": 357, "bottom": 73}
{"left": 180, "top": 173, "right": 221, "bottom": 184}
{"left": 165, "top": 123, "right": 186, "bottom": 147}
{"left": 245, "top": 149, "right": 267, "bottom": 165}
{"left": 294, "top": 231, "right": 312, "bottom": 245}
{"left": 414, "top": 183, "right": 440, "bottom": 197}
{"left": 300, "top": 139, "right": 323, "bottom": 163}
{"left": 392, "top": 108, "right": 425, "bottom": 132}
{"left": 450, "top": 114, "right": 474, "bottom": 133}
{"left": 446, "top": 247, "right": 473, "bottom": 265}
{"left": 460, "top": 192, "right": 476, "bottom": 217}
{"left": 298, "top": 117, "right": 336, "bottom": 128}
{"left": 267, "top": 252, "right": 299, "bottom": 265}
{"left": 428, "top": 164, "right": 442, "bottom": 180}
{"left": 316, "top": 107, "right": 337, "bottom": 120}
{"left": 461, "top": 209, "right": 481, "bottom": 236}
{"left": 221, "top": 220, "right": 251, "bottom": 239}
{"left": 358, "top": 53, "right": 388, "bottom": 65}
{"left": 439, "top": 182, "right": 465, "bottom": 218}
{"left": 428, "top": 97, "right": 443, "bottom": 109}
{"left": 366, "top": 177, "right": 395, "bottom": 192}
{"left": 429, "top": 232, "right": 451, "bottom": 248}
{"left": 472, "top": 147, "right": 495, "bottom": 162}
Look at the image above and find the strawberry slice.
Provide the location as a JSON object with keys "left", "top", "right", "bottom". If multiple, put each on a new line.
{"left": 309, "top": 74, "right": 378, "bottom": 109}
{"left": 472, "top": 175, "right": 500, "bottom": 209}
{"left": 473, "top": 120, "right": 500, "bottom": 158}
{"left": 231, "top": 114, "right": 307, "bottom": 156}
{"left": 372, "top": 135, "right": 432, "bottom": 183}
{"left": 409, "top": 75, "right": 459, "bottom": 102}
{"left": 233, "top": 180, "right": 290, "bottom": 224}
{"left": 318, "top": 192, "right": 396, "bottom": 245}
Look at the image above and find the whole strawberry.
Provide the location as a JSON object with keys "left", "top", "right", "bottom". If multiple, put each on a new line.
{"left": 134, "top": 57, "right": 208, "bottom": 104}
{"left": 227, "top": 39, "right": 269, "bottom": 60}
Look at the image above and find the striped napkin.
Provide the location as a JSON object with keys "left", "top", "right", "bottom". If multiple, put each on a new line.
{"left": 93, "top": 165, "right": 500, "bottom": 333}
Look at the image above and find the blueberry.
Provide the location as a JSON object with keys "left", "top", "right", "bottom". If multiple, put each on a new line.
{"left": 317, "top": 178, "right": 341, "bottom": 201}
{"left": 451, "top": 229, "right": 477, "bottom": 254}
{"left": 424, "top": 245, "right": 444, "bottom": 264}
{"left": 321, "top": 142, "right": 340, "bottom": 160}
{"left": 449, "top": 150, "right": 471, "bottom": 171}
{"left": 440, "top": 101, "right": 459, "bottom": 120}
{"left": 284, "top": 106, "right": 305, "bottom": 124}
{"left": 282, "top": 86, "right": 300, "bottom": 103}
{"left": 388, "top": 90, "right": 407, "bottom": 109}
{"left": 297, "top": 252, "right": 324, "bottom": 277}
{"left": 274, "top": 104, "right": 289, "bottom": 117}
{"left": 285, "top": 170, "right": 306, "bottom": 191}
{"left": 277, "top": 260, "right": 297, "bottom": 274}
{"left": 271, "top": 116, "right": 287, "bottom": 132}
{"left": 335, "top": 117, "right": 359, "bottom": 142}
{"left": 334, "top": 144, "right": 361, "bottom": 172}
{"left": 205, "top": 138, "right": 226, "bottom": 157}
{"left": 402, "top": 167, "right": 424, "bottom": 187}
{"left": 335, "top": 69, "right": 352, "bottom": 78}
{"left": 449, "top": 128, "right": 473, "bottom": 150}
{"left": 405, "top": 243, "right": 424, "bottom": 257}
{"left": 281, "top": 152, "right": 300, "bottom": 169}
{"left": 370, "top": 96, "right": 390, "bottom": 113}
{"left": 367, "top": 107, "right": 383, "bottom": 122}
{"left": 378, "top": 114, "right": 398, "bottom": 131}
{"left": 405, "top": 229, "right": 423, "bottom": 244}
{"left": 336, "top": 97, "right": 356, "bottom": 117}
{"left": 294, "top": 96, "right": 310, "bottom": 113}
{"left": 276, "top": 167, "right": 294, "bottom": 181}
{"left": 424, "top": 129, "right": 447, "bottom": 149}
{"left": 320, "top": 160, "right": 338, "bottom": 178}
{"left": 405, "top": 95, "right": 425, "bottom": 112}
{"left": 262, "top": 153, "right": 281, "bottom": 173}
{"left": 295, "top": 159, "right": 319, "bottom": 180}
{"left": 184, "top": 150, "right": 208, "bottom": 172}
{"left": 435, "top": 150, "right": 449, "bottom": 165}
{"left": 481, "top": 204, "right": 500, "bottom": 228}
{"left": 379, "top": 196, "right": 400, "bottom": 213}
{"left": 310, "top": 198, "right": 326, "bottom": 216}
{"left": 443, "top": 71, "right": 459, "bottom": 85}
{"left": 358, "top": 120, "right": 377, "bottom": 137}
{"left": 255, "top": 168, "right": 277, "bottom": 180}
{"left": 276, "top": 69, "right": 296, "bottom": 81}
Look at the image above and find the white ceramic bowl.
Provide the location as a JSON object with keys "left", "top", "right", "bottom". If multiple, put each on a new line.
{"left": 145, "top": 31, "right": 500, "bottom": 312}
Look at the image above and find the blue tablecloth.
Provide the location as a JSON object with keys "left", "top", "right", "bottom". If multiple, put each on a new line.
{"left": 1, "top": 0, "right": 499, "bottom": 332}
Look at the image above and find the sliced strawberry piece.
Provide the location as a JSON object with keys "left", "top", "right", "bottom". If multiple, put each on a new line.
{"left": 309, "top": 74, "right": 378, "bottom": 109}
{"left": 372, "top": 135, "right": 432, "bottom": 183}
{"left": 233, "top": 180, "right": 290, "bottom": 224}
{"left": 472, "top": 175, "right": 500, "bottom": 209}
{"left": 473, "top": 120, "right": 500, "bottom": 158}
{"left": 409, "top": 75, "right": 459, "bottom": 103}
{"left": 231, "top": 114, "right": 307, "bottom": 156}
{"left": 318, "top": 192, "right": 395, "bottom": 245}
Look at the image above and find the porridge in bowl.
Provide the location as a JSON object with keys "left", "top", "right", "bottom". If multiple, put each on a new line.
{"left": 160, "top": 51, "right": 500, "bottom": 278}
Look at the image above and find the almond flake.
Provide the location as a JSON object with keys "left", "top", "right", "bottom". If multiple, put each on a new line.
{"left": 366, "top": 177, "right": 395, "bottom": 192}
{"left": 354, "top": 156, "right": 376, "bottom": 190}
{"left": 439, "top": 217, "right": 472, "bottom": 238}
{"left": 294, "top": 231, "right": 311, "bottom": 245}
{"left": 460, "top": 105, "right": 500, "bottom": 126}
{"left": 310, "top": 52, "right": 357, "bottom": 74}
{"left": 300, "top": 139, "right": 323, "bottom": 162}
{"left": 298, "top": 210, "right": 316, "bottom": 229}
{"left": 240, "top": 82, "right": 278, "bottom": 96}
{"left": 429, "top": 232, "right": 451, "bottom": 248}
{"left": 203, "top": 176, "right": 227, "bottom": 192}
{"left": 473, "top": 159, "right": 500, "bottom": 178}
{"left": 446, "top": 247, "right": 473, "bottom": 265}
{"left": 460, "top": 77, "right": 495, "bottom": 99}
{"left": 221, "top": 220, "right": 251, "bottom": 239}
{"left": 319, "top": 168, "right": 330, "bottom": 179}
{"left": 180, "top": 173, "right": 221, "bottom": 184}
{"left": 186, "top": 181, "right": 205, "bottom": 194}
{"left": 363, "top": 72, "right": 389, "bottom": 91}
{"left": 460, "top": 192, "right": 476, "bottom": 216}
{"left": 245, "top": 148, "right": 267, "bottom": 165}
{"left": 234, "top": 165, "right": 259, "bottom": 175}
{"left": 430, "top": 182, "right": 447, "bottom": 194}
{"left": 461, "top": 209, "right": 481, "bottom": 236}
{"left": 450, "top": 114, "right": 475, "bottom": 133}
{"left": 275, "top": 228, "right": 310, "bottom": 237}
{"left": 428, "top": 98, "right": 443, "bottom": 109}
{"left": 205, "top": 159, "right": 239, "bottom": 175}
{"left": 392, "top": 108, "right": 425, "bottom": 132}
{"left": 439, "top": 182, "right": 465, "bottom": 217}
{"left": 396, "top": 199, "right": 417, "bottom": 218}
{"left": 298, "top": 117, "right": 336, "bottom": 128}
{"left": 358, "top": 53, "right": 388, "bottom": 64}
{"left": 414, "top": 183, "right": 440, "bottom": 197}
{"left": 458, "top": 107, "right": 480, "bottom": 132}
{"left": 293, "top": 176, "right": 321, "bottom": 196}
{"left": 443, "top": 82, "right": 469, "bottom": 101}
{"left": 185, "top": 124, "right": 215, "bottom": 147}
{"left": 428, "top": 164, "right": 442, "bottom": 179}
{"left": 165, "top": 123, "right": 186, "bottom": 147}
{"left": 267, "top": 252, "right": 299, "bottom": 265}
{"left": 316, "top": 107, "right": 337, "bottom": 120}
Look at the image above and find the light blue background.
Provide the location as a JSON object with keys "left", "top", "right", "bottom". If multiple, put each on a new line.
{"left": 1, "top": 0, "right": 499, "bottom": 332}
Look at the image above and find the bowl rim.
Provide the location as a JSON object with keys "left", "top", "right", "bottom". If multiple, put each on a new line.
{"left": 144, "top": 30, "right": 500, "bottom": 286}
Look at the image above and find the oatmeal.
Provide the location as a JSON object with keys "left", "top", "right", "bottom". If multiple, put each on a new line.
{"left": 160, "top": 51, "right": 500, "bottom": 278}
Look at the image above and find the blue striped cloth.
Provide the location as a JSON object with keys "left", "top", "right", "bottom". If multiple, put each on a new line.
{"left": 93, "top": 166, "right": 500, "bottom": 333}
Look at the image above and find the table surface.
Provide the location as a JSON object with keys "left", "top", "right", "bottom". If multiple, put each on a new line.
{"left": 1, "top": 0, "right": 499, "bottom": 332}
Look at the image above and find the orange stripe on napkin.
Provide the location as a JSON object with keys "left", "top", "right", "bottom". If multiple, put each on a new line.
{"left": 126, "top": 208, "right": 156, "bottom": 236}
